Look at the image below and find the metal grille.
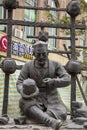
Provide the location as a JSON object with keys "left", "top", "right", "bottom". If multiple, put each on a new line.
{"left": 0, "top": 0, "right": 87, "bottom": 119}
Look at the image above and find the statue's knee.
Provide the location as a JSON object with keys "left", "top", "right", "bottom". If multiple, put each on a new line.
{"left": 24, "top": 105, "right": 36, "bottom": 117}
{"left": 60, "top": 112, "right": 67, "bottom": 121}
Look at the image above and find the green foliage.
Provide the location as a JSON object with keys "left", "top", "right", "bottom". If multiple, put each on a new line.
{"left": 80, "top": 0, "right": 87, "bottom": 12}
{"left": 44, "top": 11, "right": 57, "bottom": 23}
{"left": 76, "top": 16, "right": 87, "bottom": 24}
{"left": 58, "top": 15, "right": 70, "bottom": 24}
{"left": 44, "top": 0, "right": 87, "bottom": 35}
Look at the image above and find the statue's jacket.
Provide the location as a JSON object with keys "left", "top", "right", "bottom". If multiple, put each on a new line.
{"left": 16, "top": 60, "right": 71, "bottom": 114}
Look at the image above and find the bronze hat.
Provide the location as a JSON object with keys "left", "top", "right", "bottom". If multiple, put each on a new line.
{"left": 32, "top": 41, "right": 48, "bottom": 52}
{"left": 21, "top": 78, "right": 39, "bottom": 99}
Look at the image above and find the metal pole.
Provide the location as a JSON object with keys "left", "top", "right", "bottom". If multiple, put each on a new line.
{"left": 2, "top": 9, "right": 13, "bottom": 115}
{"left": 63, "top": 44, "right": 87, "bottom": 106}
{"left": 70, "top": 16, "right": 77, "bottom": 118}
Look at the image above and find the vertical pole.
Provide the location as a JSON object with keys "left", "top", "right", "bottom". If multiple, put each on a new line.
{"left": 70, "top": 16, "right": 77, "bottom": 118}
{"left": 2, "top": 9, "right": 13, "bottom": 115}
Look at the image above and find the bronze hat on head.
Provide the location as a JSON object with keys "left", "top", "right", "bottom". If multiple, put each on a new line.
{"left": 32, "top": 40, "right": 48, "bottom": 52}
{"left": 21, "top": 78, "right": 39, "bottom": 99}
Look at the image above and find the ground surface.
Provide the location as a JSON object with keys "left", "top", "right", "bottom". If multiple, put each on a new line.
{"left": 0, "top": 116, "right": 86, "bottom": 130}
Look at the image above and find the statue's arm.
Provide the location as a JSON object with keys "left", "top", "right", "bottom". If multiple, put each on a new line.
{"left": 43, "top": 62, "right": 71, "bottom": 88}
{"left": 54, "top": 62, "right": 71, "bottom": 87}
{"left": 16, "top": 62, "right": 30, "bottom": 93}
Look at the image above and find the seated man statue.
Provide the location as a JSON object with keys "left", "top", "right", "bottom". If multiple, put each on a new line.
{"left": 16, "top": 40, "right": 71, "bottom": 130}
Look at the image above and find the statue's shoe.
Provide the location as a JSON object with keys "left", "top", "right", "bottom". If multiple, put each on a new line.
{"left": 0, "top": 116, "right": 9, "bottom": 125}
{"left": 84, "top": 122, "right": 87, "bottom": 129}
{"left": 14, "top": 116, "right": 26, "bottom": 125}
{"left": 54, "top": 119, "right": 63, "bottom": 130}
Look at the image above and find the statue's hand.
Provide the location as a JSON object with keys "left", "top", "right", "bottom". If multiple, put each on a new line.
{"left": 42, "top": 78, "right": 54, "bottom": 87}
{"left": 18, "top": 85, "right": 23, "bottom": 94}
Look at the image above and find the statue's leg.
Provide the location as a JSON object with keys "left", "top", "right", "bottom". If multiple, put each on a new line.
{"left": 24, "top": 105, "right": 62, "bottom": 130}
{"left": 47, "top": 104, "right": 67, "bottom": 121}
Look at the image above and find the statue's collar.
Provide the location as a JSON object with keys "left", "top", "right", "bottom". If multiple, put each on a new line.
{"left": 34, "top": 60, "right": 49, "bottom": 68}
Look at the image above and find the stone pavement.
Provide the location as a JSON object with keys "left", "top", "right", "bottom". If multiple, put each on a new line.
{"left": 0, "top": 116, "right": 86, "bottom": 130}
{"left": 0, "top": 124, "right": 85, "bottom": 130}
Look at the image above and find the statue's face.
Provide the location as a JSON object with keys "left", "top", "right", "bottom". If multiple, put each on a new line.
{"left": 34, "top": 47, "right": 48, "bottom": 66}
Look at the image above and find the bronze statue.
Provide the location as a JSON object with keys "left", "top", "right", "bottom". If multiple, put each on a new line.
{"left": 16, "top": 41, "right": 71, "bottom": 130}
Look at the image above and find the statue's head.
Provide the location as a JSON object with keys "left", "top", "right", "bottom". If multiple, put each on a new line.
{"left": 32, "top": 41, "right": 48, "bottom": 66}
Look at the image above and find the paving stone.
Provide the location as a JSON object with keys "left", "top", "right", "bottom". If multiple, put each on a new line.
{"left": 0, "top": 116, "right": 86, "bottom": 130}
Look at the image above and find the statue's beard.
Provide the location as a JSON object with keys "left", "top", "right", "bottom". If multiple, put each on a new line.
{"left": 38, "top": 60, "right": 45, "bottom": 66}
{"left": 37, "top": 58, "right": 47, "bottom": 66}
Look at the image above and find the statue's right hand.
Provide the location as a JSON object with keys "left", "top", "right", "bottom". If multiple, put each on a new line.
{"left": 42, "top": 78, "right": 54, "bottom": 87}
{"left": 41, "top": 82, "right": 47, "bottom": 87}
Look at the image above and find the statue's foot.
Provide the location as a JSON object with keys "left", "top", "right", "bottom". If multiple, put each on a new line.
{"left": 0, "top": 115, "right": 9, "bottom": 125}
{"left": 84, "top": 122, "right": 87, "bottom": 129}
{"left": 14, "top": 116, "right": 26, "bottom": 125}
{"left": 54, "top": 119, "right": 62, "bottom": 130}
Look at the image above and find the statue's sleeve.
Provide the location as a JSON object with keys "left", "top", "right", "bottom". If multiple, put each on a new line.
{"left": 54, "top": 62, "right": 71, "bottom": 88}
{"left": 16, "top": 62, "right": 30, "bottom": 93}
